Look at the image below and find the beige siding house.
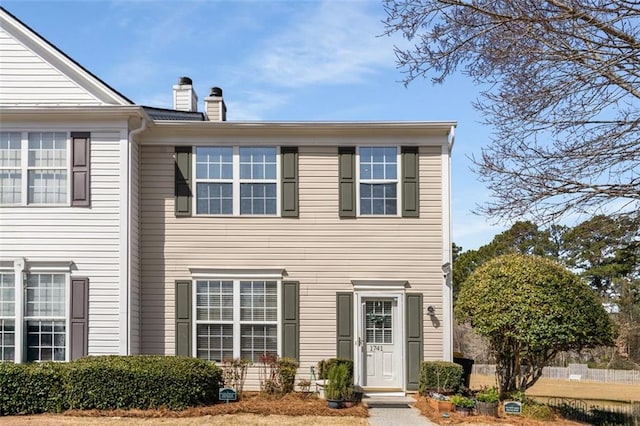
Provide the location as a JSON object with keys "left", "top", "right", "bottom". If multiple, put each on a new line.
{"left": 138, "top": 88, "right": 455, "bottom": 391}
{"left": 1, "top": 6, "right": 455, "bottom": 394}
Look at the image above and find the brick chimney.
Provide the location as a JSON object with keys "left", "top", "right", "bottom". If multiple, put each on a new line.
{"left": 172, "top": 76, "right": 198, "bottom": 112}
{"left": 204, "top": 87, "right": 227, "bottom": 121}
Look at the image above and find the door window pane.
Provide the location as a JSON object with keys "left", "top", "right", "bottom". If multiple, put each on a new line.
{"left": 365, "top": 300, "right": 393, "bottom": 344}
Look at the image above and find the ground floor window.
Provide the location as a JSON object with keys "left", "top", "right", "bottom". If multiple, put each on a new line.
{"left": 195, "top": 279, "right": 279, "bottom": 363}
{"left": 0, "top": 266, "right": 68, "bottom": 363}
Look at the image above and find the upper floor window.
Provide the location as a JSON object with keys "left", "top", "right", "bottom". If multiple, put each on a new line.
{"left": 358, "top": 147, "right": 399, "bottom": 215}
{"left": 0, "top": 132, "right": 68, "bottom": 205}
{"left": 195, "top": 147, "right": 278, "bottom": 216}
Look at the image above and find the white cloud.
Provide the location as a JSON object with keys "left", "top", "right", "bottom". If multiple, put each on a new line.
{"left": 250, "top": 1, "right": 400, "bottom": 88}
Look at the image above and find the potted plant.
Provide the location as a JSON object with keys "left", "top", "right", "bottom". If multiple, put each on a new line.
{"left": 325, "top": 363, "right": 349, "bottom": 409}
{"left": 475, "top": 386, "right": 499, "bottom": 417}
{"left": 427, "top": 392, "right": 454, "bottom": 412}
{"left": 451, "top": 395, "right": 475, "bottom": 416}
{"left": 342, "top": 386, "right": 355, "bottom": 408}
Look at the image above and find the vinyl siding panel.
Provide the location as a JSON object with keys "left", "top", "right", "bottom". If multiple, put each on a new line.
{"left": 140, "top": 143, "right": 445, "bottom": 386}
{"left": 0, "top": 130, "right": 124, "bottom": 355}
{"left": 0, "top": 29, "right": 102, "bottom": 106}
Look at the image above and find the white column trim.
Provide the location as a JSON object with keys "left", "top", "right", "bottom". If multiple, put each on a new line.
{"left": 13, "top": 258, "right": 24, "bottom": 363}
{"left": 441, "top": 130, "right": 454, "bottom": 362}
{"left": 118, "top": 128, "right": 129, "bottom": 355}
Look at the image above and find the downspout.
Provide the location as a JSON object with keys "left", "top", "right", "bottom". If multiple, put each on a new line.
{"left": 126, "top": 117, "right": 147, "bottom": 355}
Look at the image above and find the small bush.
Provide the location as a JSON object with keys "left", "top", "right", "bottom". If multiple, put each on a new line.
{"left": 317, "top": 358, "right": 353, "bottom": 384}
{"left": 222, "top": 358, "right": 251, "bottom": 398}
{"left": 326, "top": 363, "right": 349, "bottom": 400}
{"left": 523, "top": 401, "right": 555, "bottom": 421}
{"left": 0, "top": 362, "right": 69, "bottom": 415}
{"left": 418, "top": 361, "right": 463, "bottom": 395}
{"left": 475, "top": 386, "right": 499, "bottom": 403}
{"left": 258, "top": 354, "right": 300, "bottom": 395}
{"left": 67, "top": 355, "right": 222, "bottom": 410}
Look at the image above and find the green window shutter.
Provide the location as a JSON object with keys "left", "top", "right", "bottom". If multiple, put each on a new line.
{"left": 338, "top": 147, "right": 356, "bottom": 217}
{"left": 175, "top": 147, "right": 192, "bottom": 217}
{"left": 406, "top": 293, "right": 423, "bottom": 391}
{"left": 336, "top": 292, "right": 354, "bottom": 359}
{"left": 282, "top": 281, "right": 299, "bottom": 359}
{"left": 175, "top": 280, "right": 192, "bottom": 356}
{"left": 401, "top": 146, "right": 419, "bottom": 217}
{"left": 281, "top": 147, "right": 299, "bottom": 217}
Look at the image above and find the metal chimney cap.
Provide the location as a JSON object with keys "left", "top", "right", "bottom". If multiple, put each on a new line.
{"left": 210, "top": 87, "right": 223, "bottom": 97}
{"left": 178, "top": 76, "right": 193, "bottom": 85}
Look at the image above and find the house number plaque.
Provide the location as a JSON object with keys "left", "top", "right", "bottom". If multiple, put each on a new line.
{"left": 369, "top": 345, "right": 383, "bottom": 352}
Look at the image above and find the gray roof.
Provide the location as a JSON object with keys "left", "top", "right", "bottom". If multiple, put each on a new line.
{"left": 143, "top": 106, "right": 205, "bottom": 121}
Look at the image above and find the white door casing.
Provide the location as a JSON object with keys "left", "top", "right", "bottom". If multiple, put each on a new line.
{"left": 363, "top": 298, "right": 400, "bottom": 387}
{"left": 353, "top": 288, "right": 404, "bottom": 390}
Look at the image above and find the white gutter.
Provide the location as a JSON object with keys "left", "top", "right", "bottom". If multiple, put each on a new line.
{"left": 124, "top": 118, "right": 147, "bottom": 354}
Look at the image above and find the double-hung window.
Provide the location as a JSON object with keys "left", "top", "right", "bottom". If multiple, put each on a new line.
{"left": 25, "top": 273, "right": 67, "bottom": 362}
{"left": 0, "top": 264, "right": 70, "bottom": 363}
{"left": 358, "top": 147, "right": 400, "bottom": 215}
{"left": 0, "top": 272, "right": 15, "bottom": 362}
{"left": 0, "top": 132, "right": 68, "bottom": 205}
{"left": 195, "top": 147, "right": 278, "bottom": 216}
{"left": 195, "top": 279, "right": 279, "bottom": 363}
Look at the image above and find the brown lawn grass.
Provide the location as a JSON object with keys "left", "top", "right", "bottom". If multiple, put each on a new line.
{"left": 471, "top": 374, "right": 640, "bottom": 402}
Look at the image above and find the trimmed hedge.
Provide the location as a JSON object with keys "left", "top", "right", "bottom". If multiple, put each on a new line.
{"left": 0, "top": 355, "right": 222, "bottom": 415}
{"left": 67, "top": 356, "right": 222, "bottom": 410}
{"left": 417, "top": 361, "right": 463, "bottom": 395}
{"left": 0, "top": 362, "right": 68, "bottom": 415}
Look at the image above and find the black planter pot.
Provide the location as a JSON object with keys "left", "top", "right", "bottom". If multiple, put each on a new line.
{"left": 327, "top": 399, "right": 344, "bottom": 409}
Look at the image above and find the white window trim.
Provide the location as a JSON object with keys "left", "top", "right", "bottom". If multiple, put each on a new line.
{"left": 191, "top": 275, "right": 282, "bottom": 362}
{"left": 0, "top": 268, "right": 16, "bottom": 362}
{"left": 0, "top": 259, "right": 71, "bottom": 363}
{"left": 355, "top": 146, "right": 402, "bottom": 217}
{"left": 193, "top": 146, "right": 281, "bottom": 217}
{"left": 0, "top": 131, "right": 71, "bottom": 207}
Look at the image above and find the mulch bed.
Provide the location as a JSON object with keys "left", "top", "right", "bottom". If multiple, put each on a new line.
{"left": 413, "top": 395, "right": 582, "bottom": 425}
{"left": 63, "top": 392, "right": 368, "bottom": 418}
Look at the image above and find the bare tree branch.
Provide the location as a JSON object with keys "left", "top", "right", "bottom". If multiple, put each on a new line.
{"left": 383, "top": 0, "right": 640, "bottom": 223}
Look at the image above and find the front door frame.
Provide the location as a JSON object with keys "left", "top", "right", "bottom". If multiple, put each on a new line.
{"left": 352, "top": 281, "right": 406, "bottom": 391}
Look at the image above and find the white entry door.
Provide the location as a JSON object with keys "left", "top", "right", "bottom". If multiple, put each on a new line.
{"left": 362, "top": 297, "right": 401, "bottom": 388}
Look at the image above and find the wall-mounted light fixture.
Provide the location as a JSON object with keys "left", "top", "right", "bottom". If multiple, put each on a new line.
{"left": 427, "top": 305, "right": 436, "bottom": 316}
{"left": 441, "top": 262, "right": 451, "bottom": 278}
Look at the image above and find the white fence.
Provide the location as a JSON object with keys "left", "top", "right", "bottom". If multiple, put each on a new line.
{"left": 472, "top": 363, "right": 640, "bottom": 385}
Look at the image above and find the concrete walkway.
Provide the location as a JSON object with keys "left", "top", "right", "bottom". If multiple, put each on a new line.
{"left": 366, "top": 396, "right": 438, "bottom": 426}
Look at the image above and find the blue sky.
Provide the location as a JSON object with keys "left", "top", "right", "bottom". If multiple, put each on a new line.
{"left": 4, "top": 0, "right": 506, "bottom": 250}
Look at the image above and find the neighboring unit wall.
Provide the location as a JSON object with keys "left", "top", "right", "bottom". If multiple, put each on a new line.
{"left": 0, "top": 127, "right": 126, "bottom": 355}
{"left": 139, "top": 143, "right": 445, "bottom": 364}
{"left": 0, "top": 28, "right": 103, "bottom": 106}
